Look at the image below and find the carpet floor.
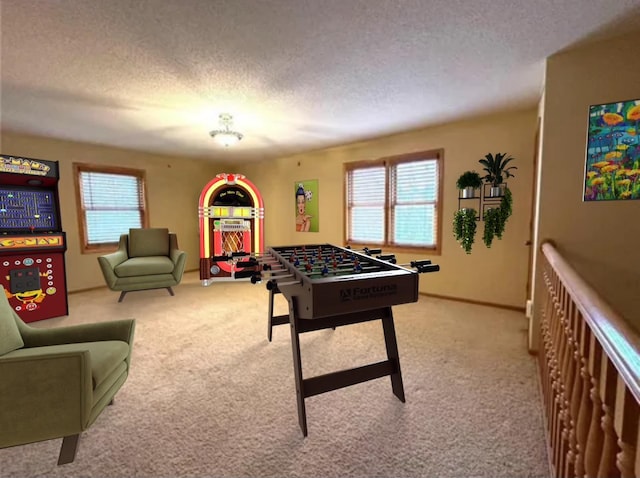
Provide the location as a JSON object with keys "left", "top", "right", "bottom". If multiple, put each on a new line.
{"left": 1, "top": 271, "right": 549, "bottom": 477}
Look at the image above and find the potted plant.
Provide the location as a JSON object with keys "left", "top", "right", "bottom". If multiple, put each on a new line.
{"left": 453, "top": 208, "right": 477, "bottom": 254}
{"left": 456, "top": 171, "right": 483, "bottom": 198}
{"left": 479, "top": 152, "right": 517, "bottom": 196}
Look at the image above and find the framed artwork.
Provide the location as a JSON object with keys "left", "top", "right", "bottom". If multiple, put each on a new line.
{"left": 584, "top": 98, "right": 640, "bottom": 201}
{"left": 294, "top": 179, "right": 319, "bottom": 232}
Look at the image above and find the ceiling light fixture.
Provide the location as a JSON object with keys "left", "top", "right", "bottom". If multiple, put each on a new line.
{"left": 209, "top": 113, "right": 243, "bottom": 147}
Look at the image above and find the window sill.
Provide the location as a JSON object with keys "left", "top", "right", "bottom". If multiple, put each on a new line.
{"left": 81, "top": 243, "right": 119, "bottom": 255}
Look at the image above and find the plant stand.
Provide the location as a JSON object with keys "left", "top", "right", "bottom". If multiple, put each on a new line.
{"left": 457, "top": 182, "right": 508, "bottom": 221}
{"left": 457, "top": 187, "right": 481, "bottom": 220}
{"left": 480, "top": 182, "right": 506, "bottom": 220}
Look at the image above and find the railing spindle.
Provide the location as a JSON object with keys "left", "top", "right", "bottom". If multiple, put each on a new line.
{"left": 615, "top": 379, "right": 639, "bottom": 478}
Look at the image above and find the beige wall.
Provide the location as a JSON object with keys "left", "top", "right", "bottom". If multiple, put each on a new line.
{"left": 239, "top": 108, "right": 538, "bottom": 309}
{"left": 0, "top": 132, "right": 222, "bottom": 291}
{"left": 532, "top": 31, "right": 640, "bottom": 345}
{"left": 1, "top": 111, "right": 540, "bottom": 309}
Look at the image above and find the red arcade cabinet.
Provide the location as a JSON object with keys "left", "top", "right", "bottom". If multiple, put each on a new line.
{"left": 198, "top": 173, "right": 264, "bottom": 285}
{"left": 0, "top": 154, "right": 68, "bottom": 322}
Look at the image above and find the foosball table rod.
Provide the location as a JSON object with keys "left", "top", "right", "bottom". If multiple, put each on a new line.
{"left": 263, "top": 254, "right": 400, "bottom": 271}
{"left": 248, "top": 264, "right": 385, "bottom": 285}
{"left": 212, "top": 246, "right": 384, "bottom": 264}
{"left": 396, "top": 260, "right": 441, "bottom": 274}
{"left": 209, "top": 252, "right": 256, "bottom": 262}
{"left": 274, "top": 246, "right": 382, "bottom": 257}
{"left": 240, "top": 261, "right": 439, "bottom": 285}
{"left": 234, "top": 260, "right": 288, "bottom": 273}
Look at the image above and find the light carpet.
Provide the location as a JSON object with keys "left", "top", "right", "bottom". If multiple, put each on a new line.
{"left": 1, "top": 271, "right": 549, "bottom": 477}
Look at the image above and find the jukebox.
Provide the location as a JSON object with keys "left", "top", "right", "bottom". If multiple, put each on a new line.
{"left": 198, "top": 173, "right": 264, "bottom": 285}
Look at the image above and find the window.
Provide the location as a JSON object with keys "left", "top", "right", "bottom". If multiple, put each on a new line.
{"left": 74, "top": 163, "right": 148, "bottom": 252}
{"left": 345, "top": 150, "right": 443, "bottom": 252}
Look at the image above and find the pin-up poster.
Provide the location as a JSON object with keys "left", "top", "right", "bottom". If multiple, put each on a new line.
{"left": 294, "top": 180, "right": 319, "bottom": 232}
{"left": 584, "top": 98, "right": 640, "bottom": 201}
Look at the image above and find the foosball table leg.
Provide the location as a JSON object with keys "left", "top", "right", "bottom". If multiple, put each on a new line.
{"left": 381, "top": 308, "right": 406, "bottom": 403}
{"left": 267, "top": 287, "right": 276, "bottom": 342}
{"left": 267, "top": 286, "right": 290, "bottom": 342}
{"left": 288, "top": 299, "right": 308, "bottom": 437}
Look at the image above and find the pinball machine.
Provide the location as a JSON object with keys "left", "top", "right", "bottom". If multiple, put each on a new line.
{"left": 0, "top": 154, "right": 68, "bottom": 322}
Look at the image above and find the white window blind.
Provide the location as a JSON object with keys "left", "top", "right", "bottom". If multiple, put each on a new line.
{"left": 346, "top": 153, "right": 441, "bottom": 250}
{"left": 79, "top": 171, "right": 145, "bottom": 245}
{"left": 390, "top": 160, "right": 438, "bottom": 247}
{"left": 347, "top": 166, "right": 386, "bottom": 244}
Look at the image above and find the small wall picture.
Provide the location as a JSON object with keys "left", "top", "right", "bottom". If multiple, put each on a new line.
{"left": 584, "top": 98, "right": 640, "bottom": 201}
{"left": 294, "top": 180, "right": 318, "bottom": 232}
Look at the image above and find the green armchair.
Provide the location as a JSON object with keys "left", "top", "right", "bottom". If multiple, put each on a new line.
{"left": 98, "top": 228, "right": 187, "bottom": 302}
{"left": 0, "top": 291, "right": 135, "bottom": 465}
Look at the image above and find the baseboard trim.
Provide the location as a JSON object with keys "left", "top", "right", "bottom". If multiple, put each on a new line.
{"left": 69, "top": 285, "right": 107, "bottom": 295}
{"left": 68, "top": 268, "right": 200, "bottom": 295}
{"left": 69, "top": 274, "right": 524, "bottom": 314}
{"left": 418, "top": 291, "right": 525, "bottom": 313}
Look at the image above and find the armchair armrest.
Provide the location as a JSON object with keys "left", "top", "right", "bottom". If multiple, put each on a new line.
{"left": 99, "top": 249, "right": 128, "bottom": 269}
{"left": 170, "top": 249, "right": 187, "bottom": 282}
{"left": 18, "top": 318, "right": 136, "bottom": 370}
{"left": 19, "top": 318, "right": 135, "bottom": 347}
{"left": 0, "top": 351, "right": 92, "bottom": 447}
{"left": 97, "top": 250, "right": 128, "bottom": 289}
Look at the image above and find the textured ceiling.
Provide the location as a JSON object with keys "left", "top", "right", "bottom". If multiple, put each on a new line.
{"left": 1, "top": 0, "right": 640, "bottom": 162}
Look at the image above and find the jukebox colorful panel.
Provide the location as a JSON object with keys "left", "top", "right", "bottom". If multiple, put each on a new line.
{"left": 0, "top": 154, "right": 68, "bottom": 322}
{"left": 198, "top": 173, "right": 264, "bottom": 285}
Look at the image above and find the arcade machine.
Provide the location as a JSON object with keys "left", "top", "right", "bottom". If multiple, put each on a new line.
{"left": 198, "top": 173, "right": 264, "bottom": 285}
{"left": 0, "top": 154, "right": 68, "bottom": 322}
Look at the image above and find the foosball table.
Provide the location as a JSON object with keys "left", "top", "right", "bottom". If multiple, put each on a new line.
{"left": 230, "top": 243, "right": 439, "bottom": 436}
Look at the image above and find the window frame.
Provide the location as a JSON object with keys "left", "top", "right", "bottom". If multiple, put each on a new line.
{"left": 344, "top": 149, "right": 444, "bottom": 255}
{"left": 73, "top": 162, "right": 149, "bottom": 254}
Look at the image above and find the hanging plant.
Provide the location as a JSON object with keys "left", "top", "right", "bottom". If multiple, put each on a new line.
{"left": 453, "top": 208, "right": 477, "bottom": 254}
{"left": 483, "top": 207, "right": 500, "bottom": 247}
{"left": 495, "top": 187, "right": 513, "bottom": 239}
{"left": 453, "top": 209, "right": 464, "bottom": 242}
{"left": 483, "top": 187, "right": 513, "bottom": 247}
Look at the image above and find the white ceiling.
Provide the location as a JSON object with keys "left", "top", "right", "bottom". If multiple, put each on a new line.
{"left": 2, "top": 0, "right": 640, "bottom": 162}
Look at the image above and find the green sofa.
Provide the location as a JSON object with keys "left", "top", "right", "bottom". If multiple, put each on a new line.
{"left": 0, "top": 291, "right": 135, "bottom": 465}
{"left": 98, "top": 228, "right": 187, "bottom": 302}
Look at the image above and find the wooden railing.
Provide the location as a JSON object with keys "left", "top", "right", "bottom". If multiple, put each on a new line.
{"left": 539, "top": 241, "right": 640, "bottom": 478}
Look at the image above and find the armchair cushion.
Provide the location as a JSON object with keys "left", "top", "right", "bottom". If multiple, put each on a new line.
{"left": 129, "top": 228, "right": 169, "bottom": 258}
{"left": 0, "top": 292, "right": 24, "bottom": 355}
{"left": 114, "top": 256, "right": 175, "bottom": 277}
